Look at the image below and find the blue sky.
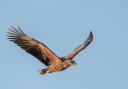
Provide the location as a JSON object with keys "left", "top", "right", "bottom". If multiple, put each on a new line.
{"left": 0, "top": 0, "right": 128, "bottom": 89}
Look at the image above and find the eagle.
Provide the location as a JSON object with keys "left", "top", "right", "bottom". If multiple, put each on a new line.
{"left": 7, "top": 27, "right": 93, "bottom": 75}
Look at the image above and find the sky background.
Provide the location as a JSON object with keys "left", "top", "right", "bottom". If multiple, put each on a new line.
{"left": 0, "top": 0, "right": 128, "bottom": 89}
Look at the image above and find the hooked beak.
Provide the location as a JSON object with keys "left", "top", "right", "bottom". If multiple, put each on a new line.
{"left": 72, "top": 62, "right": 77, "bottom": 67}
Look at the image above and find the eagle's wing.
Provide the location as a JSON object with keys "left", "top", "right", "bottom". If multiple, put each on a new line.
{"left": 7, "top": 27, "right": 61, "bottom": 66}
{"left": 65, "top": 31, "right": 93, "bottom": 59}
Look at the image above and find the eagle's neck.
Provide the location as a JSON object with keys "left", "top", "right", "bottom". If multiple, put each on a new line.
{"left": 61, "top": 59, "right": 72, "bottom": 69}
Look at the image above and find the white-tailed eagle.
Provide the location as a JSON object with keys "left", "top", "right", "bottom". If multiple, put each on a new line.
{"left": 7, "top": 27, "right": 93, "bottom": 75}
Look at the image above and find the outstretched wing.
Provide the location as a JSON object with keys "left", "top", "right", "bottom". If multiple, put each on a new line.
{"left": 65, "top": 31, "right": 93, "bottom": 59}
{"left": 7, "top": 27, "right": 61, "bottom": 66}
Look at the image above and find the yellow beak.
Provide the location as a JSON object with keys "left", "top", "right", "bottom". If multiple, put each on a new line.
{"left": 72, "top": 62, "right": 77, "bottom": 67}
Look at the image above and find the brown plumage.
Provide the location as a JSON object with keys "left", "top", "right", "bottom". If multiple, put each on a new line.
{"left": 7, "top": 27, "right": 93, "bottom": 75}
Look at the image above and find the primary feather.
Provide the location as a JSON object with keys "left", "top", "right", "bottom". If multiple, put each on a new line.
{"left": 7, "top": 27, "right": 61, "bottom": 66}
{"left": 65, "top": 31, "right": 93, "bottom": 59}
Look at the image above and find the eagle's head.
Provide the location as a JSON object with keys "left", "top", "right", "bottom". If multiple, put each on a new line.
{"left": 70, "top": 60, "right": 77, "bottom": 66}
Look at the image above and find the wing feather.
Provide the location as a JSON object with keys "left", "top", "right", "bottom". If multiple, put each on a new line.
{"left": 7, "top": 27, "right": 61, "bottom": 66}
{"left": 65, "top": 31, "right": 93, "bottom": 59}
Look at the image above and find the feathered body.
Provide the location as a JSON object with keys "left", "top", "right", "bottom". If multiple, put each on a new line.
{"left": 7, "top": 27, "right": 93, "bottom": 75}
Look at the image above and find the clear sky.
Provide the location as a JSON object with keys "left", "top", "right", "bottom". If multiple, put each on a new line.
{"left": 0, "top": 0, "right": 128, "bottom": 89}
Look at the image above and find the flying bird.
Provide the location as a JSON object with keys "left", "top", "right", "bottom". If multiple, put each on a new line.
{"left": 7, "top": 27, "right": 93, "bottom": 75}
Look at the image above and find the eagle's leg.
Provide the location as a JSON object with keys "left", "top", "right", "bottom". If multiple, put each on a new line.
{"left": 39, "top": 69, "right": 50, "bottom": 75}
